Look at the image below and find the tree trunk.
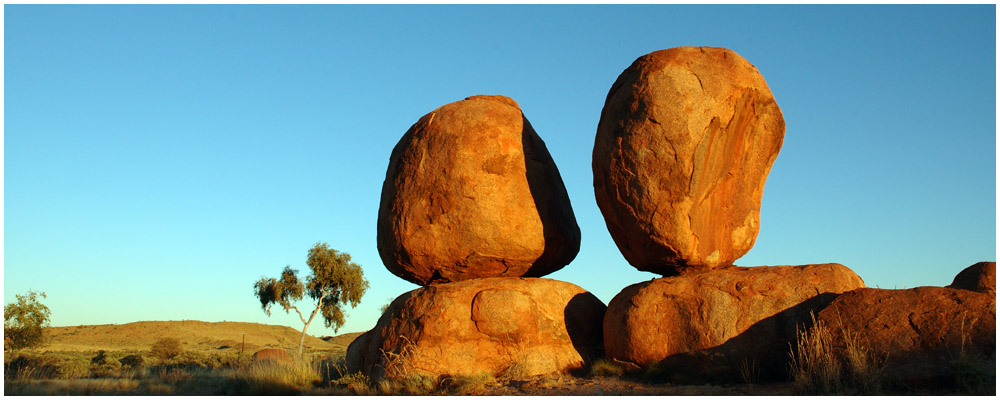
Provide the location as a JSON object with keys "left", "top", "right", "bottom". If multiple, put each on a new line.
{"left": 298, "top": 300, "right": 323, "bottom": 360}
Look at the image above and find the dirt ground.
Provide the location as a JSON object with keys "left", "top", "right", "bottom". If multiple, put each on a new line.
{"left": 467, "top": 375, "right": 796, "bottom": 396}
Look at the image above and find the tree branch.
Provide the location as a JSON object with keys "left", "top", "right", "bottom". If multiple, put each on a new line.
{"left": 283, "top": 303, "right": 308, "bottom": 326}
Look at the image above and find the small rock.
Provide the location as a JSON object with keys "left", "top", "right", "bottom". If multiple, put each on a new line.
{"left": 252, "top": 348, "right": 293, "bottom": 365}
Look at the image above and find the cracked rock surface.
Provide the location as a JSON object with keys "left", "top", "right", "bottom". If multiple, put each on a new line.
{"left": 377, "top": 95, "right": 580, "bottom": 286}
{"left": 593, "top": 46, "right": 785, "bottom": 275}
{"left": 603, "top": 263, "right": 864, "bottom": 381}
{"left": 345, "top": 277, "right": 606, "bottom": 381}
{"left": 816, "top": 285, "right": 996, "bottom": 388}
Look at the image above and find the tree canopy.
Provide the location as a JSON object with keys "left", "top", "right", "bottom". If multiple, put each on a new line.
{"left": 4, "top": 291, "right": 51, "bottom": 352}
{"left": 253, "top": 242, "right": 369, "bottom": 357}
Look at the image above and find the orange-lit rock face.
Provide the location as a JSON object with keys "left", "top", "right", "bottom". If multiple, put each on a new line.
{"left": 947, "top": 261, "right": 996, "bottom": 296}
{"left": 345, "top": 277, "right": 606, "bottom": 381}
{"left": 603, "top": 263, "right": 864, "bottom": 381}
{"left": 593, "top": 47, "right": 785, "bottom": 275}
{"left": 817, "top": 286, "right": 996, "bottom": 387}
{"left": 377, "top": 95, "right": 580, "bottom": 286}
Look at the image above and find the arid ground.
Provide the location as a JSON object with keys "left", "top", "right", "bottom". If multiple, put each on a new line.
{"left": 3, "top": 320, "right": 991, "bottom": 395}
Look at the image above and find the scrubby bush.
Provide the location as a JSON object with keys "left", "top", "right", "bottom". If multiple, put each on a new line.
{"left": 152, "top": 338, "right": 184, "bottom": 360}
{"left": 59, "top": 358, "right": 91, "bottom": 379}
{"left": 120, "top": 354, "right": 144, "bottom": 369}
{"left": 590, "top": 358, "right": 625, "bottom": 377}
{"left": 89, "top": 357, "right": 123, "bottom": 378}
{"left": 4, "top": 291, "right": 51, "bottom": 351}
{"left": 5, "top": 355, "right": 60, "bottom": 380}
{"left": 91, "top": 350, "right": 109, "bottom": 366}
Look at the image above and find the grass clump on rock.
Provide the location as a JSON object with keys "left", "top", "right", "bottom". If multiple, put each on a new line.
{"left": 788, "top": 313, "right": 886, "bottom": 395}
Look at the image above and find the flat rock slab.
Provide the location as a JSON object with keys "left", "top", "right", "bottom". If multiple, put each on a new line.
{"left": 346, "top": 277, "right": 606, "bottom": 381}
{"left": 593, "top": 46, "right": 785, "bottom": 275}
{"left": 604, "top": 263, "right": 864, "bottom": 382}
{"left": 816, "top": 286, "right": 996, "bottom": 388}
{"left": 377, "top": 95, "right": 580, "bottom": 285}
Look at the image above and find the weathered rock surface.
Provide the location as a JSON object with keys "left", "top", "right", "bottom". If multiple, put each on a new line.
{"left": 252, "top": 348, "right": 293, "bottom": 365}
{"left": 947, "top": 261, "right": 996, "bottom": 296}
{"left": 346, "top": 277, "right": 605, "bottom": 381}
{"left": 816, "top": 286, "right": 996, "bottom": 388}
{"left": 377, "top": 95, "right": 581, "bottom": 286}
{"left": 593, "top": 46, "right": 785, "bottom": 275}
{"left": 603, "top": 263, "right": 864, "bottom": 382}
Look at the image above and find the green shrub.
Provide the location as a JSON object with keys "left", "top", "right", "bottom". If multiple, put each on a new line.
{"left": 91, "top": 350, "right": 109, "bottom": 365}
{"left": 590, "top": 358, "right": 624, "bottom": 377}
{"left": 59, "top": 357, "right": 91, "bottom": 379}
{"left": 440, "top": 373, "right": 495, "bottom": 395}
{"left": 119, "top": 354, "right": 144, "bottom": 369}
{"left": 331, "top": 371, "right": 371, "bottom": 394}
{"left": 151, "top": 338, "right": 184, "bottom": 360}
{"left": 89, "top": 358, "right": 123, "bottom": 379}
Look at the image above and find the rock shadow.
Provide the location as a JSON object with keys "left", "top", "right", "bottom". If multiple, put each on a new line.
{"left": 520, "top": 114, "right": 581, "bottom": 277}
{"left": 563, "top": 292, "right": 607, "bottom": 375}
{"left": 650, "top": 292, "right": 842, "bottom": 384}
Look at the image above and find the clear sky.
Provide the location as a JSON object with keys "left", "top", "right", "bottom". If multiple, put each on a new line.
{"left": 4, "top": 5, "right": 996, "bottom": 337}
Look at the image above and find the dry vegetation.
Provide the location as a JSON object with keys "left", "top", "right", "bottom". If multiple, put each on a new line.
{"left": 4, "top": 319, "right": 993, "bottom": 395}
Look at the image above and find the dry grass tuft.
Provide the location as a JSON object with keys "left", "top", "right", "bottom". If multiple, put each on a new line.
{"left": 788, "top": 312, "right": 885, "bottom": 395}
{"left": 590, "top": 358, "right": 625, "bottom": 377}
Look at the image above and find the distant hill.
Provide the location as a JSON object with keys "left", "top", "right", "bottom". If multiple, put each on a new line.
{"left": 40, "top": 320, "right": 363, "bottom": 355}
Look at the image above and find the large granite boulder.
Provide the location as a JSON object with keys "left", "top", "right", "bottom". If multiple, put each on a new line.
{"left": 377, "top": 95, "right": 581, "bottom": 286}
{"left": 593, "top": 47, "right": 785, "bottom": 275}
{"left": 604, "top": 263, "right": 864, "bottom": 382}
{"left": 346, "top": 277, "right": 605, "bottom": 381}
{"left": 947, "top": 261, "right": 996, "bottom": 296}
{"left": 815, "top": 286, "right": 996, "bottom": 389}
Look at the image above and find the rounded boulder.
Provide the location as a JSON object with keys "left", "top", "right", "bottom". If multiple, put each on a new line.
{"left": 345, "top": 277, "right": 605, "bottom": 381}
{"left": 603, "top": 263, "right": 864, "bottom": 382}
{"left": 947, "top": 261, "right": 996, "bottom": 296}
{"left": 377, "top": 95, "right": 581, "bottom": 285}
{"left": 593, "top": 47, "right": 785, "bottom": 275}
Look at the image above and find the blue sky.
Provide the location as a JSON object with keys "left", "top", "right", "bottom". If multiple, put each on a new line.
{"left": 4, "top": 5, "right": 995, "bottom": 337}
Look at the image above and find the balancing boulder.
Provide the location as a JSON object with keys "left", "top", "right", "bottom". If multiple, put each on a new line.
{"left": 377, "top": 95, "right": 580, "bottom": 286}
{"left": 593, "top": 46, "right": 785, "bottom": 275}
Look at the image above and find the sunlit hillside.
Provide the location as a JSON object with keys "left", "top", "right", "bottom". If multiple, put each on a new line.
{"left": 39, "top": 320, "right": 362, "bottom": 355}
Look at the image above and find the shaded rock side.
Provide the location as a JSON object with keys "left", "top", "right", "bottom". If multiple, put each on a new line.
{"left": 346, "top": 277, "right": 605, "bottom": 381}
{"left": 593, "top": 46, "right": 785, "bottom": 275}
{"left": 377, "top": 95, "right": 581, "bottom": 286}
{"left": 603, "top": 263, "right": 864, "bottom": 382}
{"left": 816, "top": 286, "right": 996, "bottom": 388}
{"left": 947, "top": 261, "right": 996, "bottom": 296}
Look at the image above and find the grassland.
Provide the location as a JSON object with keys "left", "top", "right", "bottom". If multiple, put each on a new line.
{"left": 4, "top": 320, "right": 992, "bottom": 395}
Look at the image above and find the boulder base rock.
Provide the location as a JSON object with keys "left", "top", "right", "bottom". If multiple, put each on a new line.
{"left": 593, "top": 46, "right": 785, "bottom": 275}
{"left": 604, "top": 263, "right": 864, "bottom": 382}
{"left": 378, "top": 95, "right": 581, "bottom": 285}
{"left": 815, "top": 286, "right": 996, "bottom": 388}
{"left": 947, "top": 261, "right": 996, "bottom": 296}
{"left": 346, "top": 277, "right": 605, "bottom": 381}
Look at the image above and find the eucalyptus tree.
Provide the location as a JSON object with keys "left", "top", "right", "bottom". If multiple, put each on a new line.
{"left": 253, "top": 242, "right": 369, "bottom": 358}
